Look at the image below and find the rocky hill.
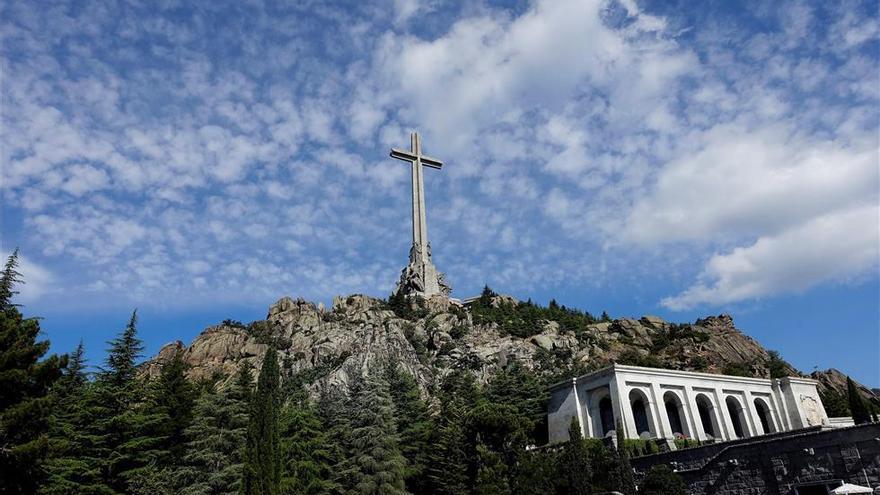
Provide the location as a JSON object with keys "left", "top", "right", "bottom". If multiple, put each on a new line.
{"left": 144, "top": 292, "right": 874, "bottom": 409}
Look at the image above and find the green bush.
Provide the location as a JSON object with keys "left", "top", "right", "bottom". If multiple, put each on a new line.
{"left": 469, "top": 286, "right": 598, "bottom": 338}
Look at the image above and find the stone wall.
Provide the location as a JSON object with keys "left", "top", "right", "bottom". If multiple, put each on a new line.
{"left": 631, "top": 424, "right": 880, "bottom": 494}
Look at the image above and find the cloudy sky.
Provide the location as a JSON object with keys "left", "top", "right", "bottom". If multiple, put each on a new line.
{"left": 2, "top": 0, "right": 878, "bottom": 385}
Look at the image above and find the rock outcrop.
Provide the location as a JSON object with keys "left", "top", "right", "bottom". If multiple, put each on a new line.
{"left": 143, "top": 293, "right": 873, "bottom": 404}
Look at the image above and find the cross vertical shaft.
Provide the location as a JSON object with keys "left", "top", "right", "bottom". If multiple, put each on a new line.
{"left": 411, "top": 133, "right": 429, "bottom": 259}
{"left": 389, "top": 132, "right": 451, "bottom": 297}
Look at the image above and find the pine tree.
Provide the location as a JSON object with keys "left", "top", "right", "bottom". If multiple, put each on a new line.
{"left": 91, "top": 310, "right": 168, "bottom": 493}
{"left": 242, "top": 348, "right": 281, "bottom": 495}
{"left": 175, "top": 364, "right": 251, "bottom": 495}
{"left": 426, "top": 371, "right": 479, "bottom": 495}
{"left": 317, "top": 387, "right": 354, "bottom": 495}
{"left": 474, "top": 442, "right": 510, "bottom": 495}
{"left": 384, "top": 364, "right": 431, "bottom": 493}
{"left": 40, "top": 342, "right": 112, "bottom": 494}
{"left": 152, "top": 350, "right": 196, "bottom": 464}
{"left": 613, "top": 420, "right": 636, "bottom": 495}
{"left": 485, "top": 361, "right": 547, "bottom": 442}
{"left": 846, "top": 376, "right": 871, "bottom": 425}
{"left": 346, "top": 370, "right": 408, "bottom": 495}
{"left": 279, "top": 395, "right": 336, "bottom": 495}
{"left": 559, "top": 418, "right": 591, "bottom": 495}
{"left": 0, "top": 249, "right": 67, "bottom": 493}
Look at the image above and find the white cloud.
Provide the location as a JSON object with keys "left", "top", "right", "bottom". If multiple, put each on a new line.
{"left": 622, "top": 123, "right": 879, "bottom": 245}
{"left": 15, "top": 256, "right": 54, "bottom": 303}
{"left": 662, "top": 204, "right": 879, "bottom": 309}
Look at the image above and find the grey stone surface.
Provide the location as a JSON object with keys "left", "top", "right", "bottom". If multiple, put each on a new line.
{"left": 631, "top": 423, "right": 880, "bottom": 494}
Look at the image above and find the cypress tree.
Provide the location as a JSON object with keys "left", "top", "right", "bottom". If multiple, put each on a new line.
{"left": 613, "top": 420, "right": 636, "bottom": 495}
{"left": 0, "top": 249, "right": 67, "bottom": 493}
{"left": 242, "top": 348, "right": 281, "bottom": 495}
{"left": 346, "top": 370, "right": 408, "bottom": 495}
{"left": 175, "top": 364, "right": 251, "bottom": 495}
{"left": 559, "top": 418, "right": 591, "bottom": 495}
{"left": 846, "top": 376, "right": 871, "bottom": 425}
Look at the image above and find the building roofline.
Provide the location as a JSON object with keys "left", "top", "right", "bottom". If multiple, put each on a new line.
{"left": 548, "top": 363, "right": 818, "bottom": 391}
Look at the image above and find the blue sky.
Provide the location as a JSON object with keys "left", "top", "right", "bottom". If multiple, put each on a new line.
{"left": 2, "top": 0, "right": 878, "bottom": 386}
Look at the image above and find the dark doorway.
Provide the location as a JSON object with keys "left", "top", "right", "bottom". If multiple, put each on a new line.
{"left": 726, "top": 396, "right": 746, "bottom": 439}
{"left": 599, "top": 396, "right": 615, "bottom": 436}
{"left": 754, "top": 398, "right": 774, "bottom": 434}
{"left": 696, "top": 395, "right": 716, "bottom": 438}
{"left": 631, "top": 398, "right": 651, "bottom": 437}
{"left": 665, "top": 395, "right": 685, "bottom": 436}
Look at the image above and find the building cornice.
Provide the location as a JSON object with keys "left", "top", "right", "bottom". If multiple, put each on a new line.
{"left": 547, "top": 363, "right": 818, "bottom": 392}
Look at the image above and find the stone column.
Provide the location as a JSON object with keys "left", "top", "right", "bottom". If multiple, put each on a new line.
{"left": 682, "top": 386, "right": 701, "bottom": 440}
{"left": 649, "top": 382, "right": 671, "bottom": 439}
{"left": 743, "top": 390, "right": 763, "bottom": 436}
{"left": 572, "top": 379, "right": 586, "bottom": 438}
{"left": 713, "top": 387, "right": 734, "bottom": 441}
{"left": 609, "top": 374, "right": 629, "bottom": 439}
{"left": 579, "top": 385, "right": 594, "bottom": 438}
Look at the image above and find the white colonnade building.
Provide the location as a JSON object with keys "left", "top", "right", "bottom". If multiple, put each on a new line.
{"left": 547, "top": 364, "right": 830, "bottom": 444}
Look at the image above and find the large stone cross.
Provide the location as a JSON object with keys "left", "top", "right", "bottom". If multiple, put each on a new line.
{"left": 390, "top": 132, "right": 450, "bottom": 297}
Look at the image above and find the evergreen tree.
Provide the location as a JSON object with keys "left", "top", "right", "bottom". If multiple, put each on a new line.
{"left": 384, "top": 364, "right": 431, "bottom": 493}
{"left": 846, "top": 376, "right": 871, "bottom": 425}
{"left": 426, "top": 371, "right": 480, "bottom": 495}
{"left": 474, "top": 442, "right": 510, "bottom": 495}
{"left": 242, "top": 348, "right": 281, "bottom": 495}
{"left": 613, "top": 420, "right": 636, "bottom": 495}
{"left": 279, "top": 390, "right": 335, "bottom": 495}
{"left": 317, "top": 388, "right": 354, "bottom": 495}
{"left": 40, "top": 342, "right": 111, "bottom": 494}
{"left": 175, "top": 363, "right": 251, "bottom": 495}
{"left": 91, "top": 310, "right": 168, "bottom": 492}
{"left": 152, "top": 350, "right": 196, "bottom": 464}
{"left": 346, "top": 370, "right": 408, "bottom": 495}
{"left": 485, "top": 361, "right": 547, "bottom": 442}
{"left": 558, "top": 418, "right": 591, "bottom": 495}
{"left": 0, "top": 249, "right": 67, "bottom": 493}
{"left": 640, "top": 465, "right": 685, "bottom": 495}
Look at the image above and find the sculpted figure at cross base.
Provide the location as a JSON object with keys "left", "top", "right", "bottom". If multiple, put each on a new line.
{"left": 390, "top": 132, "right": 451, "bottom": 298}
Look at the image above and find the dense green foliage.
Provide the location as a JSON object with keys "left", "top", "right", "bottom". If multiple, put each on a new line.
{"left": 0, "top": 250, "right": 67, "bottom": 494}
{"left": 470, "top": 286, "right": 599, "bottom": 338}
{"left": 641, "top": 465, "right": 686, "bottom": 495}
{"left": 243, "top": 348, "right": 282, "bottom": 495}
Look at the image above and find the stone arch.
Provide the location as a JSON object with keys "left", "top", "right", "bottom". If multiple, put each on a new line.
{"left": 663, "top": 391, "right": 689, "bottom": 437}
{"left": 726, "top": 396, "right": 749, "bottom": 439}
{"left": 695, "top": 393, "right": 720, "bottom": 440}
{"left": 628, "top": 388, "right": 655, "bottom": 438}
{"left": 753, "top": 397, "right": 775, "bottom": 435}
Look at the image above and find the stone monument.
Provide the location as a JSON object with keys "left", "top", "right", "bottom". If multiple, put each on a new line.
{"left": 390, "top": 132, "right": 451, "bottom": 298}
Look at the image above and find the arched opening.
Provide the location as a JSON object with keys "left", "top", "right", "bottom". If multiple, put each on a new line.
{"left": 695, "top": 394, "right": 718, "bottom": 439}
{"left": 754, "top": 398, "right": 775, "bottom": 435}
{"left": 664, "top": 391, "right": 687, "bottom": 437}
{"left": 726, "top": 396, "right": 748, "bottom": 439}
{"left": 629, "top": 389, "right": 654, "bottom": 438}
{"left": 599, "top": 396, "right": 615, "bottom": 437}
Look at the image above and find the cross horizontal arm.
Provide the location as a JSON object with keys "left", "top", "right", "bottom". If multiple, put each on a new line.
{"left": 390, "top": 148, "right": 443, "bottom": 169}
